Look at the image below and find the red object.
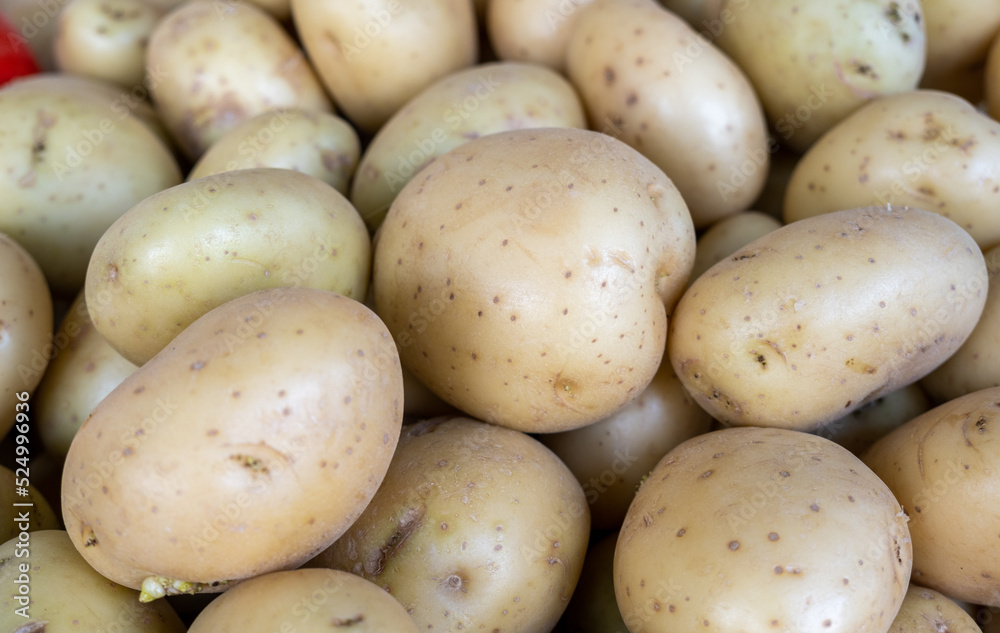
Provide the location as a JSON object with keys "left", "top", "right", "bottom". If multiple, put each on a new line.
{"left": 0, "top": 13, "right": 39, "bottom": 86}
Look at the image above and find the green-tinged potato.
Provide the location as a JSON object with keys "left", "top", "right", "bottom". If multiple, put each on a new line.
{"left": 0, "top": 75, "right": 182, "bottom": 295}
{"left": 373, "top": 128, "right": 696, "bottom": 433}
{"left": 311, "top": 416, "right": 590, "bottom": 633}
{"left": 0, "top": 234, "right": 53, "bottom": 439}
{"left": 188, "top": 568, "right": 419, "bottom": 632}
{"left": 61, "top": 288, "right": 404, "bottom": 597}
{"left": 540, "top": 359, "right": 713, "bottom": 531}
{"left": 862, "top": 387, "right": 1000, "bottom": 606}
{"left": 187, "top": 108, "right": 361, "bottom": 196}
{"left": 291, "top": 0, "right": 477, "bottom": 133}
{"left": 715, "top": 0, "right": 926, "bottom": 153}
{"left": 922, "top": 244, "right": 1000, "bottom": 402}
{"left": 690, "top": 210, "right": 782, "bottom": 282}
{"left": 36, "top": 291, "right": 138, "bottom": 457}
{"left": 919, "top": 0, "right": 1000, "bottom": 103}
{"left": 814, "top": 384, "right": 931, "bottom": 456}
{"left": 888, "top": 584, "right": 980, "bottom": 632}
{"left": 617, "top": 427, "right": 912, "bottom": 633}
{"left": 0, "top": 531, "right": 186, "bottom": 631}
{"left": 669, "top": 206, "right": 987, "bottom": 431}
{"left": 86, "top": 168, "right": 371, "bottom": 366}
{"left": 54, "top": 0, "right": 163, "bottom": 88}
{"left": 351, "top": 61, "right": 587, "bottom": 233}
{"left": 147, "top": 0, "right": 332, "bottom": 160}
{"left": 486, "top": 0, "right": 595, "bottom": 73}
{"left": 784, "top": 90, "right": 1000, "bottom": 250}
{"left": 567, "top": 0, "right": 769, "bottom": 228}
{"left": 0, "top": 465, "right": 59, "bottom": 541}
{"left": 559, "top": 532, "right": 628, "bottom": 633}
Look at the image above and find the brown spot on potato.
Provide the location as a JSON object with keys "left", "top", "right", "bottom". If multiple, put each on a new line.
{"left": 728, "top": 541, "right": 740, "bottom": 551}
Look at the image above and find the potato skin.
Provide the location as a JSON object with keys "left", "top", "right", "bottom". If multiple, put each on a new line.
{"left": 373, "top": 127, "right": 695, "bottom": 433}
{"left": 486, "top": 0, "right": 595, "bottom": 73}
{"left": 312, "top": 416, "right": 590, "bottom": 633}
{"left": 85, "top": 168, "right": 371, "bottom": 366}
{"left": 668, "top": 206, "right": 987, "bottom": 431}
{"left": 887, "top": 584, "right": 981, "bottom": 633}
{"left": 616, "top": 427, "right": 912, "bottom": 633}
{"left": 188, "top": 569, "right": 420, "bottom": 633}
{"left": 784, "top": 90, "right": 1000, "bottom": 251}
{"left": 862, "top": 387, "right": 1000, "bottom": 607}
{"left": 0, "top": 531, "right": 186, "bottom": 633}
{"left": 566, "top": 0, "right": 769, "bottom": 228}
{"left": 147, "top": 0, "right": 332, "bottom": 160}
{"left": 919, "top": 0, "right": 1000, "bottom": 103}
{"left": 61, "top": 288, "right": 404, "bottom": 594}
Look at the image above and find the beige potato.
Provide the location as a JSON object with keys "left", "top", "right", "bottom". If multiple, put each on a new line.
{"left": 0, "top": 74, "right": 182, "bottom": 294}
{"left": 616, "top": 427, "right": 912, "bottom": 633}
{"left": 919, "top": 0, "right": 1000, "bottom": 103}
{"left": 486, "top": 0, "right": 595, "bottom": 73}
{"left": 566, "top": 0, "right": 770, "bottom": 228}
{"left": 62, "top": 288, "right": 404, "bottom": 597}
{"left": 815, "top": 383, "right": 931, "bottom": 456}
{"left": 922, "top": 244, "right": 1000, "bottom": 401}
{"left": 54, "top": 0, "right": 163, "bottom": 88}
{"left": 669, "top": 206, "right": 987, "bottom": 431}
{"left": 36, "top": 291, "right": 137, "bottom": 456}
{"left": 862, "top": 387, "right": 1000, "bottom": 607}
{"left": 540, "top": 359, "right": 714, "bottom": 531}
{"left": 291, "top": 0, "right": 477, "bottom": 132}
{"left": 689, "top": 210, "right": 782, "bottom": 282}
{"left": 311, "top": 416, "right": 590, "bottom": 633}
{"left": 784, "top": 90, "right": 1000, "bottom": 250}
{"left": 86, "top": 168, "right": 371, "bottom": 366}
{"left": 560, "top": 531, "right": 628, "bottom": 633}
{"left": 0, "top": 465, "right": 60, "bottom": 541}
{"left": 0, "top": 531, "right": 186, "bottom": 632}
{"left": 0, "top": 234, "right": 53, "bottom": 439}
{"left": 147, "top": 0, "right": 332, "bottom": 160}
{"left": 351, "top": 61, "right": 587, "bottom": 233}
{"left": 888, "top": 584, "right": 980, "bottom": 632}
{"left": 188, "top": 568, "right": 420, "bottom": 632}
{"left": 187, "top": 108, "right": 360, "bottom": 196}
{"left": 373, "top": 127, "right": 696, "bottom": 433}
{"left": 715, "top": 0, "right": 925, "bottom": 153}
{"left": 984, "top": 33, "right": 1000, "bottom": 134}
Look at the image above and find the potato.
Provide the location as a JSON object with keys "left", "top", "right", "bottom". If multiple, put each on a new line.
{"left": 566, "top": 0, "right": 769, "bottom": 228}
{"left": 668, "top": 206, "right": 987, "bottom": 432}
{"left": 485, "top": 0, "right": 595, "bottom": 73}
{"left": 616, "top": 427, "right": 912, "bottom": 633}
{"left": 559, "top": 531, "right": 628, "bottom": 633}
{"left": 373, "top": 127, "right": 696, "bottom": 433}
{"left": 714, "top": 0, "right": 926, "bottom": 153}
{"left": 0, "top": 531, "right": 186, "bottom": 631}
{"left": 188, "top": 568, "right": 420, "bottom": 632}
{"left": 540, "top": 359, "right": 713, "bottom": 531}
{"left": 919, "top": 0, "right": 1000, "bottom": 103}
{"left": 401, "top": 365, "right": 457, "bottom": 420}
{"left": 921, "top": 245, "right": 1000, "bottom": 402}
{"left": 311, "top": 416, "right": 590, "bottom": 633}
{"left": 291, "top": 0, "right": 477, "bottom": 133}
{"left": 54, "top": 0, "right": 163, "bottom": 88}
{"left": 784, "top": 90, "right": 1000, "bottom": 251}
{"left": 689, "top": 210, "right": 782, "bottom": 282}
{"left": 85, "top": 168, "right": 371, "bottom": 366}
{"left": 61, "top": 288, "right": 404, "bottom": 597}
{"left": 36, "top": 291, "right": 137, "bottom": 456}
{"left": 984, "top": 35, "right": 1000, "bottom": 141}
{"left": 862, "top": 387, "right": 1000, "bottom": 607}
{"left": 0, "top": 74, "right": 182, "bottom": 295}
{"left": 147, "top": 0, "right": 332, "bottom": 160}
{"left": 0, "top": 464, "right": 60, "bottom": 542}
{"left": 0, "top": 233, "right": 53, "bottom": 439}
{"left": 187, "top": 108, "right": 361, "bottom": 196}
{"left": 657, "top": 0, "right": 723, "bottom": 27}
{"left": 351, "top": 61, "right": 587, "bottom": 233}
{"left": 815, "top": 384, "right": 931, "bottom": 456}
{"left": 888, "top": 584, "right": 981, "bottom": 632}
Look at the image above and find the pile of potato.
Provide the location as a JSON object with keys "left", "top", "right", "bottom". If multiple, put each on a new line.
{"left": 2, "top": 0, "right": 1000, "bottom": 631}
